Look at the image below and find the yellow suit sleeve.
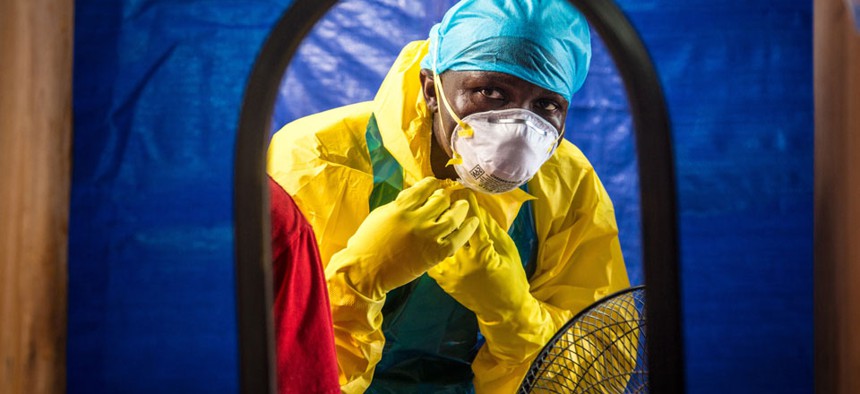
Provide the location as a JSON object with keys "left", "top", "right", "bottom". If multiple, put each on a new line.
{"left": 471, "top": 143, "right": 630, "bottom": 393}
{"left": 325, "top": 267, "right": 386, "bottom": 393}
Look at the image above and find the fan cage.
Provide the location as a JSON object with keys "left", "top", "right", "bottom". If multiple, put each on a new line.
{"left": 519, "top": 286, "right": 647, "bottom": 393}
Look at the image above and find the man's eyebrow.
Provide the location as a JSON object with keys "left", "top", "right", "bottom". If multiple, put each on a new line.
{"left": 464, "top": 73, "right": 518, "bottom": 87}
{"left": 546, "top": 92, "right": 566, "bottom": 102}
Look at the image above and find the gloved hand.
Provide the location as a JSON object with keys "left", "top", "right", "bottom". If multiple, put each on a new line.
{"left": 428, "top": 191, "right": 535, "bottom": 323}
{"left": 326, "top": 177, "right": 479, "bottom": 300}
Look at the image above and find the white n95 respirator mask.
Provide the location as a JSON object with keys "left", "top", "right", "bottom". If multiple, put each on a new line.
{"left": 434, "top": 74, "right": 562, "bottom": 195}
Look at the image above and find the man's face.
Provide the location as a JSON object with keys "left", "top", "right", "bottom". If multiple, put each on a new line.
{"left": 420, "top": 69, "right": 569, "bottom": 160}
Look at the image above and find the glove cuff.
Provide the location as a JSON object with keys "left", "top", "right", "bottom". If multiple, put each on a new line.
{"left": 475, "top": 296, "right": 557, "bottom": 363}
{"left": 327, "top": 248, "right": 388, "bottom": 301}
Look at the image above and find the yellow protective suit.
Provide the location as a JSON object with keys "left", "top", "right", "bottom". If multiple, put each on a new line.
{"left": 267, "top": 40, "right": 630, "bottom": 393}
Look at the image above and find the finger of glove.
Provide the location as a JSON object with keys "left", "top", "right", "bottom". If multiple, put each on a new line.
{"left": 417, "top": 188, "right": 453, "bottom": 219}
{"left": 445, "top": 192, "right": 491, "bottom": 250}
{"left": 395, "top": 177, "right": 443, "bottom": 208}
{"left": 451, "top": 190, "right": 507, "bottom": 259}
{"left": 429, "top": 199, "right": 470, "bottom": 238}
{"left": 481, "top": 212, "right": 520, "bottom": 258}
{"left": 440, "top": 216, "right": 479, "bottom": 256}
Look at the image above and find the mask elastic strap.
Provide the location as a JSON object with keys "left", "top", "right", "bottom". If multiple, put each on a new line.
{"left": 548, "top": 125, "right": 565, "bottom": 153}
{"left": 431, "top": 35, "right": 471, "bottom": 167}
{"left": 433, "top": 74, "right": 473, "bottom": 139}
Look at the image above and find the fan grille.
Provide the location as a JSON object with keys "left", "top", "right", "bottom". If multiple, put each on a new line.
{"left": 519, "top": 286, "right": 647, "bottom": 393}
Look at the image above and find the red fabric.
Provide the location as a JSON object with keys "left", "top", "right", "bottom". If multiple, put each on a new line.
{"left": 269, "top": 176, "right": 340, "bottom": 394}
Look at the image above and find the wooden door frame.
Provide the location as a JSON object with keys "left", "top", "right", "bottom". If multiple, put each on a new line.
{"left": 0, "top": 1, "right": 74, "bottom": 393}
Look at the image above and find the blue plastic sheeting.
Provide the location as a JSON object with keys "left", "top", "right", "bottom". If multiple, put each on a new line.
{"left": 616, "top": 1, "right": 813, "bottom": 392}
{"left": 271, "top": 1, "right": 643, "bottom": 285}
{"left": 69, "top": 1, "right": 294, "bottom": 392}
{"left": 69, "top": 0, "right": 812, "bottom": 393}
{"left": 850, "top": 0, "right": 860, "bottom": 31}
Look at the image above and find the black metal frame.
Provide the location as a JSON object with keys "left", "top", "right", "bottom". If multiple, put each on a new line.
{"left": 234, "top": 1, "right": 682, "bottom": 393}
{"left": 565, "top": 1, "right": 683, "bottom": 392}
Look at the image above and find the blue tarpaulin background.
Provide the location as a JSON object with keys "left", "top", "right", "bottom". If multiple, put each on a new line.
{"left": 69, "top": 0, "right": 812, "bottom": 392}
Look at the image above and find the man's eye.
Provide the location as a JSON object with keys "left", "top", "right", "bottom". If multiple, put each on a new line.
{"left": 536, "top": 99, "right": 560, "bottom": 112}
{"left": 478, "top": 88, "right": 504, "bottom": 100}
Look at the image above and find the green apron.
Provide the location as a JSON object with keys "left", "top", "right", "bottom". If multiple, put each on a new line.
{"left": 364, "top": 115, "right": 537, "bottom": 393}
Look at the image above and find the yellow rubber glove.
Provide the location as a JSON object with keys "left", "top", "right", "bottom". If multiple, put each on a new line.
{"left": 326, "top": 177, "right": 479, "bottom": 300}
{"left": 429, "top": 190, "right": 557, "bottom": 361}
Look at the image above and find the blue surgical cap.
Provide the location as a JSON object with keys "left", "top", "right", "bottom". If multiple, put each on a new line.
{"left": 420, "top": 0, "right": 592, "bottom": 103}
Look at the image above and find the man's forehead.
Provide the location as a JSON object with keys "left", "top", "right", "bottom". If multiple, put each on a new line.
{"left": 443, "top": 70, "right": 568, "bottom": 102}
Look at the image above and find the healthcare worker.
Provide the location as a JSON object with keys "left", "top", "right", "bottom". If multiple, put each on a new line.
{"left": 267, "top": 0, "right": 630, "bottom": 392}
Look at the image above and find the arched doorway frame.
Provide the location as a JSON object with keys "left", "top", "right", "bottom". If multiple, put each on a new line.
{"left": 234, "top": 1, "right": 682, "bottom": 392}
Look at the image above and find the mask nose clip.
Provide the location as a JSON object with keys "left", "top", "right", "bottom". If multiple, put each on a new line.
{"left": 489, "top": 117, "right": 527, "bottom": 124}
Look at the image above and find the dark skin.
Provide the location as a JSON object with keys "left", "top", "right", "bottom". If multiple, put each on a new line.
{"left": 419, "top": 69, "right": 569, "bottom": 180}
